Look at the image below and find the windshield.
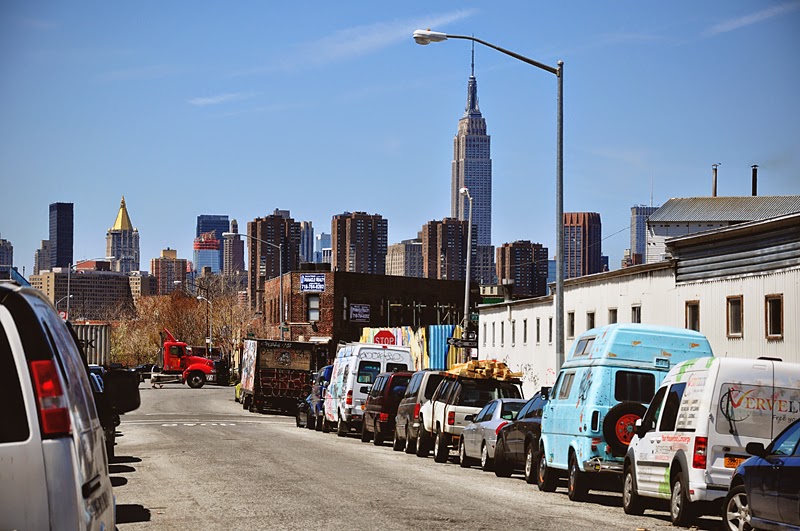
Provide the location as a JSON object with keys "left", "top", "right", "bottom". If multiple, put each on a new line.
{"left": 501, "top": 401, "right": 525, "bottom": 420}
{"left": 357, "top": 361, "right": 381, "bottom": 384}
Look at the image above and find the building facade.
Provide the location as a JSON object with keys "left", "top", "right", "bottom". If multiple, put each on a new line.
{"left": 150, "top": 248, "right": 187, "bottom": 295}
{"left": 331, "top": 212, "right": 387, "bottom": 275}
{"left": 0, "top": 234, "right": 12, "bottom": 277}
{"left": 49, "top": 202, "right": 73, "bottom": 268}
{"left": 314, "top": 232, "right": 331, "bottom": 263}
{"left": 386, "top": 238, "right": 423, "bottom": 278}
{"left": 563, "top": 212, "right": 602, "bottom": 279}
{"left": 196, "top": 214, "right": 229, "bottom": 272}
{"left": 629, "top": 205, "right": 658, "bottom": 266}
{"left": 128, "top": 271, "right": 157, "bottom": 301}
{"left": 223, "top": 219, "right": 246, "bottom": 275}
{"left": 33, "top": 239, "right": 51, "bottom": 275}
{"left": 106, "top": 196, "right": 140, "bottom": 273}
{"left": 299, "top": 221, "right": 314, "bottom": 263}
{"left": 420, "top": 218, "right": 473, "bottom": 282}
{"left": 193, "top": 231, "right": 221, "bottom": 274}
{"left": 30, "top": 266, "right": 135, "bottom": 321}
{"left": 496, "top": 240, "right": 549, "bottom": 298}
{"left": 247, "top": 212, "right": 301, "bottom": 310}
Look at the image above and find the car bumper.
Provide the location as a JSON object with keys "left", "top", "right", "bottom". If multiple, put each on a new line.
{"left": 582, "top": 457, "right": 623, "bottom": 473}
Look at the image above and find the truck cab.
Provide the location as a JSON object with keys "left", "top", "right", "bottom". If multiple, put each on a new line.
{"left": 155, "top": 329, "right": 217, "bottom": 388}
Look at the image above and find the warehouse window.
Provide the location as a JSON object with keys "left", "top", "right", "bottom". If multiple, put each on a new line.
{"left": 586, "top": 311, "right": 595, "bottom": 331}
{"left": 608, "top": 308, "right": 617, "bottom": 324}
{"left": 727, "top": 295, "right": 743, "bottom": 338}
{"left": 307, "top": 295, "right": 320, "bottom": 322}
{"left": 686, "top": 301, "right": 699, "bottom": 332}
{"left": 535, "top": 318, "right": 540, "bottom": 344}
{"left": 631, "top": 305, "right": 642, "bottom": 324}
{"left": 766, "top": 294, "right": 783, "bottom": 340}
{"left": 567, "top": 312, "right": 575, "bottom": 339}
{"left": 523, "top": 319, "right": 528, "bottom": 345}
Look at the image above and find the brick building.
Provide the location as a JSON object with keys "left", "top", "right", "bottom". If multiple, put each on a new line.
{"left": 496, "top": 240, "right": 549, "bottom": 298}
{"left": 331, "top": 211, "right": 387, "bottom": 275}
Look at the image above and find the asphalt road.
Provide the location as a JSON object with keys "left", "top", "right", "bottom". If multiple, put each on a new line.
{"left": 112, "top": 384, "right": 724, "bottom": 530}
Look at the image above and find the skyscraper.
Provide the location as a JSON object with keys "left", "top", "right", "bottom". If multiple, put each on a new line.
{"left": 49, "top": 202, "right": 73, "bottom": 268}
{"left": 33, "top": 240, "right": 50, "bottom": 275}
{"left": 223, "top": 219, "right": 245, "bottom": 275}
{"left": 0, "top": 234, "right": 12, "bottom": 277}
{"left": 196, "top": 215, "right": 229, "bottom": 272}
{"left": 150, "top": 248, "right": 187, "bottom": 295}
{"left": 247, "top": 212, "right": 301, "bottom": 310}
{"left": 299, "top": 221, "right": 314, "bottom": 263}
{"left": 331, "top": 212, "right": 388, "bottom": 275}
{"left": 564, "top": 212, "right": 602, "bottom": 279}
{"left": 106, "top": 196, "right": 140, "bottom": 273}
{"left": 420, "top": 218, "right": 472, "bottom": 281}
{"left": 629, "top": 205, "right": 659, "bottom": 265}
{"left": 496, "top": 240, "right": 549, "bottom": 298}
{"left": 386, "top": 238, "right": 423, "bottom": 278}
{"left": 451, "top": 49, "right": 494, "bottom": 285}
{"left": 193, "top": 232, "right": 220, "bottom": 274}
{"left": 314, "top": 232, "right": 331, "bottom": 263}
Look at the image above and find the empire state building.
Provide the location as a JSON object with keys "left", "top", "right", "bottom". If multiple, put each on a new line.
{"left": 451, "top": 49, "right": 495, "bottom": 284}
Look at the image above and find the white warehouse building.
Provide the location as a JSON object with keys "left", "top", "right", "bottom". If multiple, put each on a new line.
{"left": 478, "top": 212, "right": 800, "bottom": 398}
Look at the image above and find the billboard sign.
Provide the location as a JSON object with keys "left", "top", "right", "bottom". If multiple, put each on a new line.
{"left": 300, "top": 274, "right": 326, "bottom": 292}
{"left": 350, "top": 303, "right": 370, "bottom": 322}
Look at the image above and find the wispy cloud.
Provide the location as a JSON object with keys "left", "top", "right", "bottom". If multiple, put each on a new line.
{"left": 218, "top": 102, "right": 306, "bottom": 117}
{"left": 188, "top": 91, "right": 258, "bottom": 107}
{"left": 705, "top": 2, "right": 800, "bottom": 36}
{"left": 233, "top": 8, "right": 478, "bottom": 76}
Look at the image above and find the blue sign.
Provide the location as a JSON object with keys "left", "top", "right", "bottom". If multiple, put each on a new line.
{"left": 300, "top": 274, "right": 326, "bottom": 292}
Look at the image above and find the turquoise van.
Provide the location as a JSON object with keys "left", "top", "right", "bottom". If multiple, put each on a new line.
{"left": 537, "top": 323, "right": 714, "bottom": 502}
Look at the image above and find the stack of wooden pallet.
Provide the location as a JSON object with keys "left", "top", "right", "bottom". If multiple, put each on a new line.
{"left": 446, "top": 359, "right": 522, "bottom": 381}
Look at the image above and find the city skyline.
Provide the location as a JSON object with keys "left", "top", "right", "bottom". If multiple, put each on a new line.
{"left": 2, "top": 2, "right": 799, "bottom": 277}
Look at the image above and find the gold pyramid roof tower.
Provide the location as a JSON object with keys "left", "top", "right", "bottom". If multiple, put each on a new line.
{"left": 111, "top": 196, "right": 134, "bottom": 231}
{"left": 106, "top": 195, "right": 140, "bottom": 273}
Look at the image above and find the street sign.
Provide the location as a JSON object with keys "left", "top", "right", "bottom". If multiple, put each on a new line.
{"left": 374, "top": 330, "right": 396, "bottom": 345}
{"left": 470, "top": 313, "right": 479, "bottom": 322}
{"left": 446, "top": 337, "right": 478, "bottom": 349}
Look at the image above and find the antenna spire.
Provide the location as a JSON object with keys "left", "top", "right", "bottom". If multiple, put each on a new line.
{"left": 471, "top": 39, "right": 475, "bottom": 77}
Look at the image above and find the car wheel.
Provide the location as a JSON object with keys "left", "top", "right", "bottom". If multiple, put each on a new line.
{"left": 105, "top": 428, "right": 115, "bottom": 461}
{"left": 723, "top": 484, "right": 751, "bottom": 531}
{"left": 537, "top": 449, "right": 558, "bottom": 492}
{"left": 416, "top": 427, "right": 431, "bottom": 458}
{"left": 602, "top": 401, "right": 646, "bottom": 456}
{"left": 295, "top": 413, "right": 302, "bottom": 427}
{"left": 670, "top": 469, "right": 696, "bottom": 527}
{"left": 524, "top": 444, "right": 537, "bottom": 484}
{"left": 392, "top": 427, "right": 404, "bottom": 451}
{"left": 568, "top": 452, "right": 590, "bottom": 501}
{"left": 623, "top": 465, "right": 645, "bottom": 515}
{"left": 459, "top": 438, "right": 471, "bottom": 468}
{"left": 405, "top": 427, "right": 417, "bottom": 455}
{"left": 315, "top": 413, "right": 323, "bottom": 432}
{"left": 322, "top": 417, "right": 331, "bottom": 433}
{"left": 187, "top": 371, "right": 205, "bottom": 389}
{"left": 433, "top": 431, "right": 449, "bottom": 463}
{"left": 480, "top": 442, "right": 494, "bottom": 472}
{"left": 373, "top": 421, "right": 384, "bottom": 446}
{"left": 306, "top": 411, "right": 315, "bottom": 430}
{"left": 494, "top": 440, "right": 513, "bottom": 477}
{"left": 337, "top": 414, "right": 348, "bottom": 437}
{"left": 360, "top": 419, "right": 372, "bottom": 442}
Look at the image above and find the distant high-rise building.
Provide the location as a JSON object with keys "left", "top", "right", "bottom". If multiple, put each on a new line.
{"left": 247, "top": 212, "right": 301, "bottom": 310}
{"left": 630, "top": 205, "right": 658, "bottom": 265}
{"left": 331, "top": 212, "right": 387, "bottom": 275}
{"left": 49, "top": 202, "right": 73, "bottom": 268}
{"left": 106, "top": 196, "right": 140, "bottom": 273}
{"left": 314, "top": 233, "right": 331, "bottom": 263}
{"left": 421, "top": 218, "right": 472, "bottom": 281}
{"left": 196, "top": 215, "right": 229, "bottom": 272}
{"left": 299, "top": 221, "right": 314, "bottom": 263}
{"left": 223, "top": 219, "right": 245, "bottom": 275}
{"left": 193, "top": 232, "right": 221, "bottom": 274}
{"left": 150, "top": 248, "right": 187, "bottom": 295}
{"left": 34, "top": 240, "right": 51, "bottom": 275}
{"left": 0, "top": 234, "right": 12, "bottom": 277}
{"left": 496, "top": 241, "right": 549, "bottom": 298}
{"left": 386, "top": 239, "right": 423, "bottom": 278}
{"left": 564, "top": 212, "right": 602, "bottom": 279}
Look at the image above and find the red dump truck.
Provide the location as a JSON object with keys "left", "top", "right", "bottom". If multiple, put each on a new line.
{"left": 240, "top": 338, "right": 330, "bottom": 414}
{"left": 151, "top": 329, "right": 223, "bottom": 388}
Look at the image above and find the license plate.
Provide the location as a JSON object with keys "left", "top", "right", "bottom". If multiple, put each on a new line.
{"left": 724, "top": 455, "right": 747, "bottom": 468}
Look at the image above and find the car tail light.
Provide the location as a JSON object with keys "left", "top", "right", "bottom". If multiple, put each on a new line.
{"left": 448, "top": 411, "right": 455, "bottom": 425}
{"left": 413, "top": 403, "right": 421, "bottom": 420}
{"left": 379, "top": 413, "right": 389, "bottom": 422}
{"left": 495, "top": 421, "right": 509, "bottom": 435}
{"left": 29, "top": 360, "right": 71, "bottom": 438}
{"left": 590, "top": 437, "right": 602, "bottom": 452}
{"left": 346, "top": 390, "right": 353, "bottom": 406}
{"left": 693, "top": 437, "right": 708, "bottom": 469}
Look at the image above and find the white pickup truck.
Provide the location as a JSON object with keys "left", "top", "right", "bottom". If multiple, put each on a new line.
{"left": 418, "top": 375, "right": 523, "bottom": 463}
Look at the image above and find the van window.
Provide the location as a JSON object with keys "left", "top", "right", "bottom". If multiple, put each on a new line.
{"left": 659, "top": 382, "right": 686, "bottom": 432}
{"left": 572, "top": 337, "right": 595, "bottom": 357}
{"left": 405, "top": 372, "right": 422, "bottom": 397}
{"left": 386, "top": 362, "right": 408, "bottom": 373}
{"left": 640, "top": 386, "right": 667, "bottom": 433}
{"left": 389, "top": 376, "right": 410, "bottom": 397}
{"left": 0, "top": 323, "right": 29, "bottom": 443}
{"left": 424, "top": 374, "right": 444, "bottom": 400}
{"left": 614, "top": 371, "right": 655, "bottom": 403}
{"left": 558, "top": 372, "right": 576, "bottom": 400}
{"left": 357, "top": 361, "right": 381, "bottom": 384}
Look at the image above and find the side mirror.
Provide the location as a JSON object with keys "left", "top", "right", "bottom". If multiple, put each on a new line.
{"left": 464, "top": 414, "right": 475, "bottom": 422}
{"left": 103, "top": 369, "right": 141, "bottom": 414}
{"left": 746, "top": 442, "right": 767, "bottom": 458}
{"left": 540, "top": 386, "right": 551, "bottom": 401}
{"left": 360, "top": 386, "right": 370, "bottom": 394}
{"left": 635, "top": 418, "right": 647, "bottom": 438}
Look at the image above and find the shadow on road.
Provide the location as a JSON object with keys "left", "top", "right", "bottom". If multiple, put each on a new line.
{"left": 109, "top": 464, "right": 136, "bottom": 474}
{"left": 116, "top": 504, "right": 152, "bottom": 524}
{"left": 111, "top": 456, "right": 142, "bottom": 465}
{"left": 111, "top": 476, "right": 128, "bottom": 487}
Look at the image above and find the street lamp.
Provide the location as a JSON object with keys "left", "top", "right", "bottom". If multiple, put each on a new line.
{"left": 413, "top": 29, "right": 566, "bottom": 367}
{"left": 222, "top": 231, "right": 284, "bottom": 341}
{"left": 197, "top": 296, "right": 213, "bottom": 351}
{"left": 460, "top": 187, "right": 474, "bottom": 335}
{"left": 56, "top": 294, "right": 73, "bottom": 309}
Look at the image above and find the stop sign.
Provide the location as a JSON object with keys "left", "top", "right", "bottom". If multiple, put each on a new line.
{"left": 374, "top": 330, "right": 395, "bottom": 345}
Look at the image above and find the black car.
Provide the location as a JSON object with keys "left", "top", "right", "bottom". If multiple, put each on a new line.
{"left": 492, "top": 392, "right": 547, "bottom": 482}
{"left": 724, "top": 417, "right": 800, "bottom": 531}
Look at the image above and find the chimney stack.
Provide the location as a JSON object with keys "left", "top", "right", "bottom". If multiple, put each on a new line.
{"left": 711, "top": 163, "right": 721, "bottom": 197}
{"left": 752, "top": 164, "right": 758, "bottom": 196}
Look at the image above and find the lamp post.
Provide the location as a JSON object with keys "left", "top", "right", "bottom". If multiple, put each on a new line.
{"left": 223, "top": 232, "right": 284, "bottom": 340}
{"left": 413, "top": 29, "right": 565, "bottom": 367}
{"left": 460, "top": 187, "right": 474, "bottom": 334}
{"left": 197, "top": 296, "right": 213, "bottom": 351}
{"left": 56, "top": 294, "right": 73, "bottom": 309}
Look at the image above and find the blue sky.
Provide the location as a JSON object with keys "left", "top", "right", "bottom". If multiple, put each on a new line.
{"left": 2, "top": 1, "right": 799, "bottom": 276}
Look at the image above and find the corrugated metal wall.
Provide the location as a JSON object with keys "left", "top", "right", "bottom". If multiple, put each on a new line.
{"left": 73, "top": 323, "right": 111, "bottom": 365}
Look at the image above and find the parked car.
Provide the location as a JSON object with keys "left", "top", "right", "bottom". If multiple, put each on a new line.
{"left": 360, "top": 371, "right": 413, "bottom": 447}
{"left": 311, "top": 364, "right": 333, "bottom": 432}
{"left": 0, "top": 281, "right": 122, "bottom": 529}
{"left": 724, "top": 418, "right": 800, "bottom": 531}
{"left": 623, "top": 357, "right": 800, "bottom": 526}
{"left": 394, "top": 370, "right": 446, "bottom": 455}
{"left": 492, "top": 392, "right": 548, "bottom": 481}
{"left": 539, "top": 324, "right": 714, "bottom": 502}
{"left": 420, "top": 373, "right": 523, "bottom": 463}
{"left": 459, "top": 398, "right": 527, "bottom": 471}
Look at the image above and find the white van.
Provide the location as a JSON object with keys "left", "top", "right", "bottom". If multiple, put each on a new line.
{"left": 623, "top": 357, "right": 800, "bottom": 526}
{"left": 322, "top": 343, "right": 413, "bottom": 436}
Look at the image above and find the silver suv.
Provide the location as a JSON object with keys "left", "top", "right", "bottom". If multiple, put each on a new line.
{"left": 0, "top": 281, "right": 116, "bottom": 529}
